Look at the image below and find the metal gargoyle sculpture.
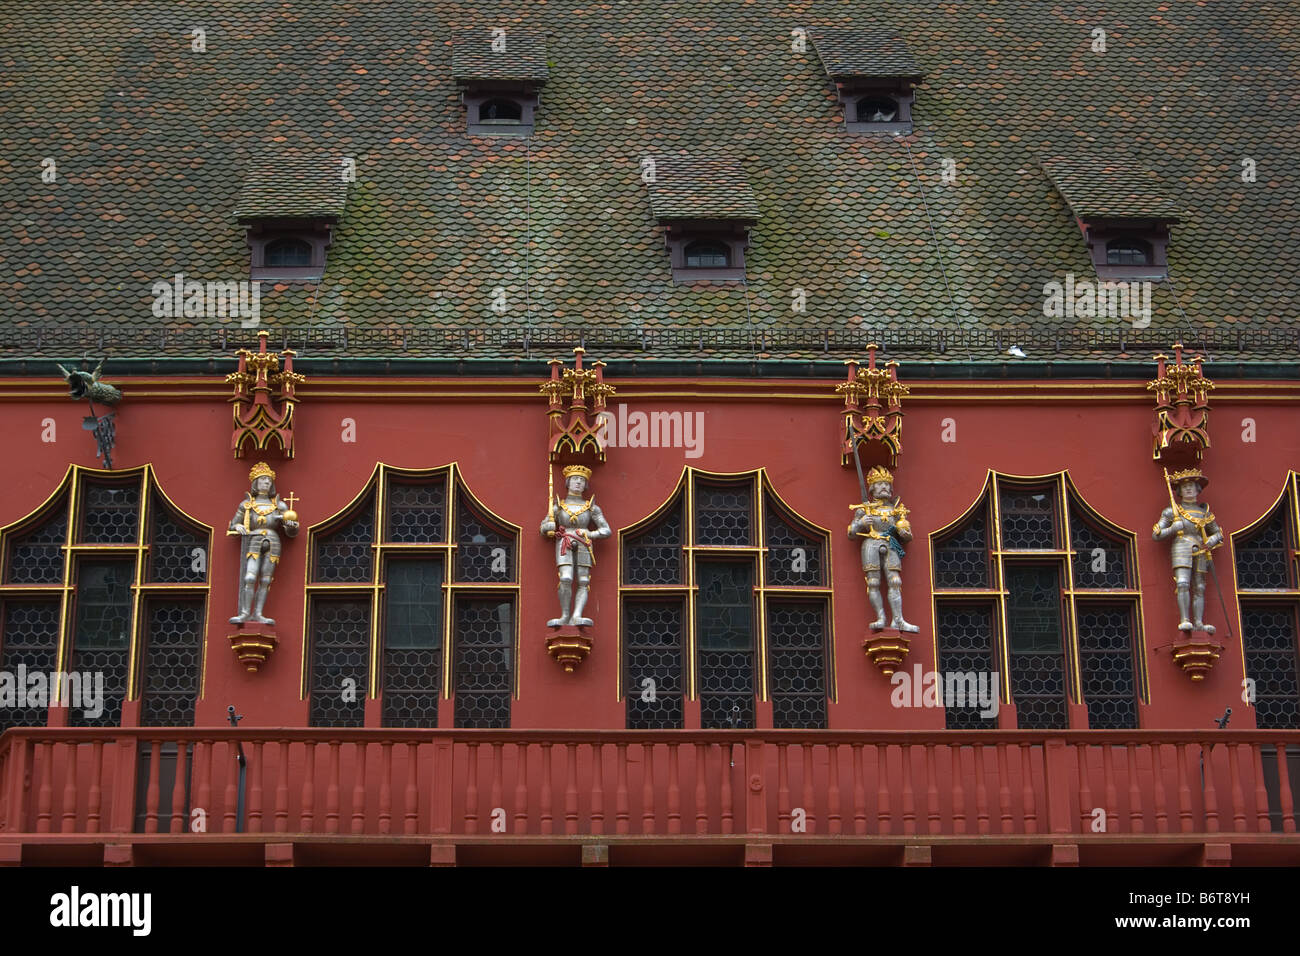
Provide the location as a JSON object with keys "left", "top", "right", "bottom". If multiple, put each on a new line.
{"left": 56, "top": 359, "right": 121, "bottom": 469}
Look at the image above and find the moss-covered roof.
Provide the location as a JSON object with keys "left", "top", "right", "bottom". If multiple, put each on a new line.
{"left": 0, "top": 0, "right": 1295, "bottom": 364}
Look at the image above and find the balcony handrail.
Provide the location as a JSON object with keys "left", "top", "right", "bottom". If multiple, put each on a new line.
{"left": 4, "top": 727, "right": 1298, "bottom": 748}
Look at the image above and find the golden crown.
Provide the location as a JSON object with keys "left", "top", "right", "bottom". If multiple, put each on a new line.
{"left": 865, "top": 465, "right": 894, "bottom": 485}
{"left": 248, "top": 462, "right": 277, "bottom": 483}
{"left": 562, "top": 464, "right": 593, "bottom": 480}
{"left": 1169, "top": 467, "right": 1208, "bottom": 489}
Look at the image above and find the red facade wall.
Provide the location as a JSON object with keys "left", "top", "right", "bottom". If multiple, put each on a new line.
{"left": 5, "top": 377, "right": 1296, "bottom": 732}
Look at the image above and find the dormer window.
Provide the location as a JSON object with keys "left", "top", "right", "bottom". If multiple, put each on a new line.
{"left": 453, "top": 29, "right": 548, "bottom": 137}
{"left": 264, "top": 237, "right": 313, "bottom": 268}
{"left": 480, "top": 98, "right": 523, "bottom": 124}
{"left": 644, "top": 156, "right": 759, "bottom": 283}
{"left": 856, "top": 96, "right": 899, "bottom": 123}
{"left": 808, "top": 28, "right": 924, "bottom": 134}
{"left": 685, "top": 240, "right": 730, "bottom": 268}
{"left": 1042, "top": 157, "right": 1182, "bottom": 281}
{"left": 1106, "top": 239, "right": 1152, "bottom": 266}
{"left": 233, "top": 153, "right": 350, "bottom": 283}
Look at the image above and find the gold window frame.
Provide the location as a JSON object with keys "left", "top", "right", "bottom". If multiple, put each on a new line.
{"left": 929, "top": 469, "right": 1147, "bottom": 715}
{"left": 0, "top": 464, "right": 212, "bottom": 710}
{"left": 617, "top": 466, "right": 836, "bottom": 706}
{"left": 300, "top": 462, "right": 521, "bottom": 706}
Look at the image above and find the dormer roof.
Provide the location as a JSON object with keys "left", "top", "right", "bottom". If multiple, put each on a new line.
{"left": 1041, "top": 157, "right": 1183, "bottom": 223}
{"left": 452, "top": 29, "right": 549, "bottom": 84}
{"left": 808, "top": 28, "right": 924, "bottom": 82}
{"left": 233, "top": 152, "right": 350, "bottom": 223}
{"left": 646, "top": 156, "right": 760, "bottom": 222}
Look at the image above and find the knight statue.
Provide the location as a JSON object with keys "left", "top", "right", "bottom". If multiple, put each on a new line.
{"left": 229, "top": 461, "right": 299, "bottom": 625}
{"left": 1153, "top": 467, "right": 1223, "bottom": 632}
{"left": 849, "top": 465, "right": 919, "bottom": 633}
{"left": 540, "top": 465, "right": 611, "bottom": 627}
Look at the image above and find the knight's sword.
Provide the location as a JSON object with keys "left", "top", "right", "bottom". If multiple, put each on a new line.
{"left": 850, "top": 428, "right": 869, "bottom": 508}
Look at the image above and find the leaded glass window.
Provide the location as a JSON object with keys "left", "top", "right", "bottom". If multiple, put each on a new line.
{"left": 934, "top": 506, "right": 990, "bottom": 589}
{"left": 1069, "top": 510, "right": 1129, "bottom": 589}
{"left": 0, "top": 599, "right": 60, "bottom": 730}
{"left": 620, "top": 471, "right": 830, "bottom": 729}
{"left": 764, "top": 506, "right": 824, "bottom": 587}
{"left": 1004, "top": 565, "right": 1067, "bottom": 729}
{"left": 1236, "top": 508, "right": 1293, "bottom": 591}
{"left": 1234, "top": 493, "right": 1300, "bottom": 729}
{"left": 1000, "top": 489, "right": 1057, "bottom": 550}
{"left": 624, "top": 600, "right": 685, "bottom": 729}
{"left": 1242, "top": 607, "right": 1300, "bottom": 729}
{"left": 767, "top": 600, "right": 827, "bottom": 728}
{"left": 385, "top": 479, "right": 445, "bottom": 543}
{"left": 265, "top": 237, "right": 313, "bottom": 267}
{"left": 455, "top": 492, "right": 514, "bottom": 582}
{"left": 696, "top": 560, "right": 755, "bottom": 728}
{"left": 79, "top": 481, "right": 140, "bottom": 544}
{"left": 68, "top": 559, "right": 133, "bottom": 727}
{"left": 454, "top": 598, "right": 512, "bottom": 728}
{"left": 0, "top": 468, "right": 210, "bottom": 729}
{"left": 147, "top": 494, "right": 206, "bottom": 583}
{"left": 382, "top": 558, "right": 443, "bottom": 727}
{"left": 933, "top": 474, "right": 1142, "bottom": 730}
{"left": 6, "top": 503, "right": 67, "bottom": 584}
{"left": 306, "top": 466, "right": 518, "bottom": 728}
{"left": 139, "top": 599, "right": 205, "bottom": 727}
{"left": 1076, "top": 604, "right": 1138, "bottom": 729}
{"left": 935, "top": 604, "right": 998, "bottom": 730}
{"left": 695, "top": 482, "right": 752, "bottom": 546}
{"left": 313, "top": 500, "right": 375, "bottom": 583}
{"left": 623, "top": 499, "right": 684, "bottom": 586}
{"left": 308, "top": 598, "right": 370, "bottom": 728}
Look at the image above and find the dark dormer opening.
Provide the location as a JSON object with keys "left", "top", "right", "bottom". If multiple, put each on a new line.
{"left": 246, "top": 221, "right": 333, "bottom": 281}
{"left": 479, "top": 98, "right": 523, "bottom": 124}
{"left": 808, "top": 28, "right": 924, "bottom": 134}
{"left": 855, "top": 96, "right": 899, "bottom": 123}
{"left": 685, "top": 240, "right": 730, "bottom": 269}
{"left": 264, "top": 237, "right": 313, "bottom": 268}
{"left": 1105, "top": 239, "right": 1152, "bottom": 266}
{"left": 453, "top": 30, "right": 548, "bottom": 137}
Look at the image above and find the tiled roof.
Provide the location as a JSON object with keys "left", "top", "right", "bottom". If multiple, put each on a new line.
{"left": 452, "top": 29, "right": 549, "bottom": 82}
{"left": 1042, "top": 157, "right": 1182, "bottom": 222}
{"left": 646, "top": 156, "right": 759, "bottom": 221}
{"left": 233, "top": 152, "right": 351, "bottom": 221}
{"left": 808, "top": 28, "right": 924, "bottom": 80}
{"left": 0, "top": 1, "right": 1296, "bottom": 364}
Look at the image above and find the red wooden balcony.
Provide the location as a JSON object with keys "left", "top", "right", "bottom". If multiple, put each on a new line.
{"left": 1, "top": 728, "right": 1297, "bottom": 866}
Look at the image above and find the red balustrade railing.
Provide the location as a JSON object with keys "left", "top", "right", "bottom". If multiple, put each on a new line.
{"left": 0, "top": 729, "right": 1296, "bottom": 838}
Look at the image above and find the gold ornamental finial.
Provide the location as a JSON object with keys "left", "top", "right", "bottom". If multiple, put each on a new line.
{"left": 248, "top": 461, "right": 277, "bottom": 483}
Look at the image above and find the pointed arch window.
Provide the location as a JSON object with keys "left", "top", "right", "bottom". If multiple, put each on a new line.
{"left": 619, "top": 469, "right": 833, "bottom": 730}
{"left": 1233, "top": 475, "right": 1300, "bottom": 729}
{"left": 0, "top": 466, "right": 211, "bottom": 731}
{"left": 930, "top": 472, "right": 1143, "bottom": 730}
{"left": 305, "top": 464, "right": 519, "bottom": 729}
